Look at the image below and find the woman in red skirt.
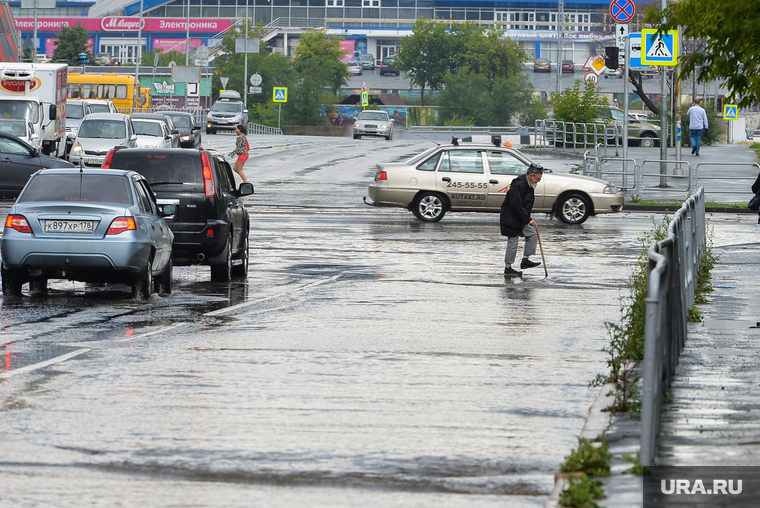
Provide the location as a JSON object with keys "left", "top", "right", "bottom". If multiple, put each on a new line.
{"left": 229, "top": 124, "right": 250, "bottom": 183}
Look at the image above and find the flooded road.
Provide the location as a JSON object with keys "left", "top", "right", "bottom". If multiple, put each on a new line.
{"left": 1, "top": 135, "right": 667, "bottom": 507}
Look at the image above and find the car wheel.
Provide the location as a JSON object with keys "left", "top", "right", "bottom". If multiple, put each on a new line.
{"left": 30, "top": 279, "right": 48, "bottom": 294}
{"left": 639, "top": 133, "right": 658, "bottom": 147}
{"left": 132, "top": 258, "right": 153, "bottom": 300}
{"left": 557, "top": 193, "right": 591, "bottom": 225}
{"left": 353, "top": 134, "right": 359, "bottom": 140}
{"left": 210, "top": 235, "right": 232, "bottom": 282}
{"left": 231, "top": 230, "right": 249, "bottom": 278}
{"left": 206, "top": 128, "right": 211, "bottom": 135}
{"left": 1, "top": 267, "right": 23, "bottom": 297}
{"left": 412, "top": 192, "right": 446, "bottom": 222}
{"left": 154, "top": 258, "right": 172, "bottom": 295}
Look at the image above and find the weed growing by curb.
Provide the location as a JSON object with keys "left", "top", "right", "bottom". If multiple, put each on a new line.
{"left": 560, "top": 439, "right": 611, "bottom": 476}
{"left": 559, "top": 474, "right": 606, "bottom": 508}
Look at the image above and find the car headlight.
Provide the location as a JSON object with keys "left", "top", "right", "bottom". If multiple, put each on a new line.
{"left": 603, "top": 183, "right": 618, "bottom": 194}
{"left": 72, "top": 143, "right": 83, "bottom": 153}
{"left": 354, "top": 123, "right": 363, "bottom": 128}
{"left": 379, "top": 124, "right": 388, "bottom": 129}
{"left": 180, "top": 135, "right": 190, "bottom": 141}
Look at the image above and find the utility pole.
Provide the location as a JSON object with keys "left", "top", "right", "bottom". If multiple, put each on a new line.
{"left": 185, "top": 0, "right": 190, "bottom": 65}
{"left": 658, "top": 0, "right": 668, "bottom": 185}
{"left": 133, "top": 0, "right": 144, "bottom": 111}
{"left": 555, "top": 0, "right": 564, "bottom": 95}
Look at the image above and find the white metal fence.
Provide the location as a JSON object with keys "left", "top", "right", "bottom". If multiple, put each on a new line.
{"left": 640, "top": 188, "right": 706, "bottom": 467}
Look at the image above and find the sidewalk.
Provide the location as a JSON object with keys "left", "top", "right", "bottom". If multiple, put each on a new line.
{"left": 537, "top": 143, "right": 760, "bottom": 507}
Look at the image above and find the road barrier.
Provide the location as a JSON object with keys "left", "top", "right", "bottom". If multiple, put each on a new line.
{"left": 248, "top": 123, "right": 283, "bottom": 135}
{"left": 640, "top": 188, "right": 706, "bottom": 467}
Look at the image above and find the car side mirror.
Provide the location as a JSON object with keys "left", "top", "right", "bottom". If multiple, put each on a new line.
{"left": 165, "top": 135, "right": 172, "bottom": 140}
{"left": 48, "top": 104, "right": 57, "bottom": 121}
{"left": 171, "top": 129, "right": 179, "bottom": 134}
{"left": 160, "top": 204, "right": 177, "bottom": 216}
{"left": 244, "top": 109, "right": 248, "bottom": 114}
{"left": 130, "top": 135, "right": 138, "bottom": 141}
{"left": 191, "top": 126, "right": 201, "bottom": 131}
{"left": 238, "top": 182, "right": 254, "bottom": 196}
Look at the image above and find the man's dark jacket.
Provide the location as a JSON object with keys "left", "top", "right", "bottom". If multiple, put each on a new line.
{"left": 500, "top": 174, "right": 535, "bottom": 237}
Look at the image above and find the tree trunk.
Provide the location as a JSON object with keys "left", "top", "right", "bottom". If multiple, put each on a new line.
{"left": 629, "top": 71, "right": 660, "bottom": 115}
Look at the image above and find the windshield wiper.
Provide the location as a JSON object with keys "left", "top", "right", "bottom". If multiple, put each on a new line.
{"left": 149, "top": 181, "right": 186, "bottom": 186}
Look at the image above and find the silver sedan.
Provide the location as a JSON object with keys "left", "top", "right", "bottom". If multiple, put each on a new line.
{"left": 1, "top": 168, "right": 175, "bottom": 299}
{"left": 353, "top": 110, "right": 394, "bottom": 140}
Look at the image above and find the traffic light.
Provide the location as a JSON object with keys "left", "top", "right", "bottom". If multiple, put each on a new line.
{"left": 605, "top": 47, "right": 619, "bottom": 69}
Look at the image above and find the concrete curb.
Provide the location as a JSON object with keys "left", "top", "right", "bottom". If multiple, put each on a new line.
{"left": 625, "top": 204, "right": 755, "bottom": 213}
{"left": 544, "top": 383, "right": 617, "bottom": 508}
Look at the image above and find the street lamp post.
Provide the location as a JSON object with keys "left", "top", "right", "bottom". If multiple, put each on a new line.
{"left": 133, "top": 0, "right": 144, "bottom": 111}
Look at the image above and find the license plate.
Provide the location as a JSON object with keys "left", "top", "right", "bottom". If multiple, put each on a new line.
{"left": 217, "top": 120, "right": 229, "bottom": 124}
{"left": 44, "top": 220, "right": 94, "bottom": 234}
{"left": 87, "top": 158, "right": 103, "bottom": 165}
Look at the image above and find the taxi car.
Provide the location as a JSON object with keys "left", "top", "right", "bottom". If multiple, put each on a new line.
{"left": 366, "top": 139, "right": 624, "bottom": 224}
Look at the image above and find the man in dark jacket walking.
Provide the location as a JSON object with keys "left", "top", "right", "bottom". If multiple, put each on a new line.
{"left": 500, "top": 164, "right": 544, "bottom": 277}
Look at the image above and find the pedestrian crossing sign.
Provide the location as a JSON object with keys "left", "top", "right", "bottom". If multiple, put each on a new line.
{"left": 641, "top": 29, "right": 678, "bottom": 66}
{"left": 273, "top": 87, "right": 287, "bottom": 103}
{"left": 723, "top": 104, "right": 738, "bottom": 120}
{"left": 361, "top": 91, "right": 368, "bottom": 107}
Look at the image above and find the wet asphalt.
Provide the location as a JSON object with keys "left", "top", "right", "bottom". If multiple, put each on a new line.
{"left": 0, "top": 133, "right": 758, "bottom": 507}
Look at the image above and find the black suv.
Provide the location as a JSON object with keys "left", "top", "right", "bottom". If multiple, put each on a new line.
{"left": 103, "top": 147, "right": 253, "bottom": 281}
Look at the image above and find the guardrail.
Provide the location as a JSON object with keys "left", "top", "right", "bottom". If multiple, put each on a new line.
{"left": 640, "top": 188, "right": 706, "bottom": 467}
{"left": 248, "top": 123, "right": 283, "bottom": 135}
{"left": 534, "top": 119, "right": 667, "bottom": 150}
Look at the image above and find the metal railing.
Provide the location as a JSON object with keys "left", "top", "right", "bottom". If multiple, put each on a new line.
{"left": 695, "top": 162, "right": 760, "bottom": 195}
{"left": 582, "top": 150, "right": 698, "bottom": 192}
{"left": 640, "top": 188, "right": 706, "bottom": 467}
{"left": 248, "top": 122, "right": 283, "bottom": 135}
{"left": 534, "top": 119, "right": 668, "bottom": 150}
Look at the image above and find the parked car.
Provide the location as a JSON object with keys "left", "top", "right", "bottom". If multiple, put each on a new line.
{"left": 65, "top": 99, "right": 93, "bottom": 155}
{"left": 83, "top": 99, "right": 119, "bottom": 114}
{"left": 562, "top": 60, "right": 575, "bottom": 73}
{"left": 366, "top": 140, "right": 624, "bottom": 224}
{"left": 1, "top": 168, "right": 175, "bottom": 299}
{"left": 598, "top": 106, "right": 661, "bottom": 147}
{"left": 353, "top": 110, "right": 394, "bottom": 140}
{"left": 132, "top": 118, "right": 174, "bottom": 149}
{"left": 358, "top": 54, "right": 375, "bottom": 70}
{"left": 69, "top": 113, "right": 138, "bottom": 166}
{"left": 629, "top": 112, "right": 650, "bottom": 121}
{"left": 163, "top": 111, "right": 202, "bottom": 148}
{"left": 94, "top": 52, "right": 112, "bottom": 66}
{"left": 0, "top": 118, "right": 39, "bottom": 149}
{"left": 0, "top": 132, "right": 73, "bottom": 198}
{"left": 604, "top": 67, "right": 623, "bottom": 79}
{"left": 205, "top": 90, "right": 248, "bottom": 135}
{"left": 347, "top": 61, "right": 363, "bottom": 76}
{"left": 533, "top": 58, "right": 551, "bottom": 72}
{"left": 103, "top": 147, "right": 253, "bottom": 282}
{"left": 380, "top": 57, "right": 400, "bottom": 76}
{"left": 129, "top": 113, "right": 180, "bottom": 148}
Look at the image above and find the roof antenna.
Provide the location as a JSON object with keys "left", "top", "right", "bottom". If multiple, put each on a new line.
{"left": 451, "top": 136, "right": 459, "bottom": 146}
{"left": 491, "top": 135, "right": 501, "bottom": 147}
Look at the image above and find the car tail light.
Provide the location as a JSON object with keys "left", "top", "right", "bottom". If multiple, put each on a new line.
{"left": 102, "top": 148, "right": 116, "bottom": 169}
{"left": 375, "top": 171, "right": 387, "bottom": 181}
{"left": 5, "top": 214, "right": 31, "bottom": 233}
{"left": 201, "top": 151, "right": 215, "bottom": 197}
{"left": 107, "top": 216, "right": 136, "bottom": 235}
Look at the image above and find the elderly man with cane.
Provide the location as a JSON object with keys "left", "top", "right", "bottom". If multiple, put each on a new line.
{"left": 500, "top": 163, "right": 544, "bottom": 277}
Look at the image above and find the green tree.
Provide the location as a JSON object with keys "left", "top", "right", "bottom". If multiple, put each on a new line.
{"left": 550, "top": 79, "right": 608, "bottom": 124}
{"left": 52, "top": 23, "right": 93, "bottom": 65}
{"left": 139, "top": 49, "right": 187, "bottom": 67}
{"left": 394, "top": 19, "right": 451, "bottom": 106}
{"left": 286, "top": 29, "right": 349, "bottom": 125}
{"left": 644, "top": 0, "right": 760, "bottom": 106}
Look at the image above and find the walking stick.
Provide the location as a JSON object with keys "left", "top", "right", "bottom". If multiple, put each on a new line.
{"left": 535, "top": 224, "right": 548, "bottom": 277}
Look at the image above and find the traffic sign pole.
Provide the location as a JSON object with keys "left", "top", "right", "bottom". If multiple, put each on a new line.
{"left": 623, "top": 26, "right": 629, "bottom": 162}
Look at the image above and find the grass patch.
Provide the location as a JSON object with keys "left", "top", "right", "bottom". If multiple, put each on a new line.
{"left": 622, "top": 453, "right": 645, "bottom": 476}
{"left": 560, "top": 439, "right": 611, "bottom": 476}
{"left": 559, "top": 474, "right": 606, "bottom": 508}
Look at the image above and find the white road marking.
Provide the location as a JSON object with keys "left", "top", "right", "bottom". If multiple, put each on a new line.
{"left": 0, "top": 348, "right": 91, "bottom": 379}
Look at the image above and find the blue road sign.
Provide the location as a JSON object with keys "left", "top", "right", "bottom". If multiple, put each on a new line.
{"left": 641, "top": 29, "right": 678, "bottom": 66}
{"left": 724, "top": 104, "right": 738, "bottom": 120}
{"left": 629, "top": 34, "right": 650, "bottom": 70}
{"left": 273, "top": 87, "right": 288, "bottom": 103}
{"left": 609, "top": 0, "right": 635, "bottom": 23}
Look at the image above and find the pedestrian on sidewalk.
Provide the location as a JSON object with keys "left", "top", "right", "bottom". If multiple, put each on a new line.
{"left": 229, "top": 124, "right": 250, "bottom": 183}
{"left": 500, "top": 163, "right": 544, "bottom": 277}
{"left": 687, "top": 99, "right": 709, "bottom": 156}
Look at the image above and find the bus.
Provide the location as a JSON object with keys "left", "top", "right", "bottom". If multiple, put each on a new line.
{"left": 67, "top": 73, "right": 151, "bottom": 111}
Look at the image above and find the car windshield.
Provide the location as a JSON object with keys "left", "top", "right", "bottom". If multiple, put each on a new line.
{"left": 133, "top": 121, "right": 163, "bottom": 137}
{"left": 19, "top": 174, "right": 132, "bottom": 204}
{"left": 406, "top": 146, "right": 440, "bottom": 165}
{"left": 78, "top": 120, "right": 126, "bottom": 139}
{"left": 0, "top": 101, "right": 38, "bottom": 123}
{"left": 211, "top": 102, "right": 242, "bottom": 113}
{"left": 167, "top": 115, "right": 192, "bottom": 128}
{"left": 0, "top": 119, "right": 26, "bottom": 137}
{"left": 66, "top": 105, "right": 85, "bottom": 119}
{"left": 358, "top": 112, "right": 387, "bottom": 121}
{"left": 111, "top": 152, "right": 203, "bottom": 190}
{"left": 88, "top": 103, "right": 111, "bottom": 113}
